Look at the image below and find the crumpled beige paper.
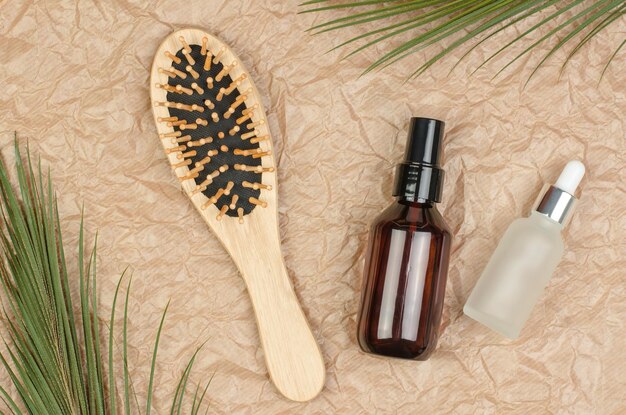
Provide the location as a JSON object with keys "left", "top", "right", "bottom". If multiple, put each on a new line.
{"left": 0, "top": 1, "right": 624, "bottom": 413}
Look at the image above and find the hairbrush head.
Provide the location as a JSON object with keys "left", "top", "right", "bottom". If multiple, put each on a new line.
{"left": 151, "top": 30, "right": 275, "bottom": 224}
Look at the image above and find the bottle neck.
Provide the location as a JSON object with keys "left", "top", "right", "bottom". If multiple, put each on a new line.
{"left": 396, "top": 196, "right": 435, "bottom": 207}
{"left": 392, "top": 162, "right": 444, "bottom": 203}
{"left": 529, "top": 211, "right": 564, "bottom": 231}
{"left": 395, "top": 198, "right": 439, "bottom": 218}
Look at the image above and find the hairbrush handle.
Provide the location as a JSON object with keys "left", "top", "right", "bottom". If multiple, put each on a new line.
{"left": 231, "top": 237, "right": 325, "bottom": 402}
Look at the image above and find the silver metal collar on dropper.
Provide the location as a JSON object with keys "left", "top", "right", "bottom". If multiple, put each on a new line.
{"left": 533, "top": 185, "right": 577, "bottom": 225}
{"left": 532, "top": 160, "right": 585, "bottom": 226}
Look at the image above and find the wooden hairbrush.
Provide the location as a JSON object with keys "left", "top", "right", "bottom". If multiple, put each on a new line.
{"left": 149, "top": 29, "right": 325, "bottom": 402}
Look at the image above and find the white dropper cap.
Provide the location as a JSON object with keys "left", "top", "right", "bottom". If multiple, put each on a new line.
{"left": 554, "top": 160, "right": 585, "bottom": 195}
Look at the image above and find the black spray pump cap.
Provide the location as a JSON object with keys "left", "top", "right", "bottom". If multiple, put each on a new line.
{"left": 392, "top": 117, "right": 446, "bottom": 203}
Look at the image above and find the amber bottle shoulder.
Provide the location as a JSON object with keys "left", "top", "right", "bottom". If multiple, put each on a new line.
{"left": 373, "top": 200, "right": 451, "bottom": 236}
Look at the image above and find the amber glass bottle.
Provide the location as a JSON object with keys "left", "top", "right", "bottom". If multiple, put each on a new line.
{"left": 357, "top": 118, "right": 452, "bottom": 360}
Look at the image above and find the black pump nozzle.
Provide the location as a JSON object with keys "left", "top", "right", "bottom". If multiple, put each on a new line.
{"left": 393, "top": 117, "right": 446, "bottom": 203}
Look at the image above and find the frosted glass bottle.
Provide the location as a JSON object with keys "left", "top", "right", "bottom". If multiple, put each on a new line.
{"left": 464, "top": 161, "right": 585, "bottom": 339}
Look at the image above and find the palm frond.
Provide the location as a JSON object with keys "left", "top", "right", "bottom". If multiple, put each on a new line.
{"left": 301, "top": 0, "right": 626, "bottom": 82}
{"left": 0, "top": 138, "right": 212, "bottom": 414}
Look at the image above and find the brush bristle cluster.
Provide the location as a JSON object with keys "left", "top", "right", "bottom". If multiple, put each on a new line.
{"left": 155, "top": 35, "right": 273, "bottom": 223}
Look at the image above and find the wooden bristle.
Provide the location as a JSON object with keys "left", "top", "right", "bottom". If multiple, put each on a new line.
{"left": 192, "top": 104, "right": 204, "bottom": 112}
{"left": 250, "top": 135, "right": 269, "bottom": 144}
{"left": 175, "top": 84, "right": 193, "bottom": 95}
{"left": 242, "top": 181, "right": 272, "bottom": 191}
{"left": 234, "top": 164, "right": 275, "bottom": 173}
{"left": 165, "top": 51, "right": 181, "bottom": 64}
{"left": 220, "top": 145, "right": 228, "bottom": 152}
{"left": 186, "top": 65, "right": 199, "bottom": 79}
{"left": 169, "top": 67, "right": 187, "bottom": 79}
{"left": 206, "top": 77, "right": 214, "bottom": 89}
{"left": 178, "top": 36, "right": 192, "bottom": 53}
{"left": 188, "top": 164, "right": 205, "bottom": 175}
{"left": 231, "top": 73, "right": 247, "bottom": 86}
{"left": 179, "top": 172, "right": 199, "bottom": 182}
{"left": 158, "top": 68, "right": 177, "bottom": 78}
{"left": 229, "top": 126, "right": 240, "bottom": 136}
{"left": 187, "top": 137, "right": 213, "bottom": 147}
{"left": 234, "top": 148, "right": 255, "bottom": 156}
{"left": 222, "top": 85, "right": 239, "bottom": 99}
{"left": 237, "top": 208, "right": 244, "bottom": 224}
{"left": 164, "top": 123, "right": 180, "bottom": 131}
{"left": 224, "top": 181, "right": 234, "bottom": 195}
{"left": 165, "top": 145, "right": 186, "bottom": 154}
{"left": 179, "top": 123, "right": 197, "bottom": 130}
{"left": 224, "top": 79, "right": 241, "bottom": 96}
{"left": 178, "top": 150, "right": 197, "bottom": 159}
{"left": 252, "top": 151, "right": 271, "bottom": 159}
{"left": 230, "top": 195, "right": 239, "bottom": 210}
{"left": 241, "top": 131, "right": 257, "bottom": 140}
{"left": 228, "top": 94, "right": 246, "bottom": 113}
{"left": 236, "top": 112, "right": 252, "bottom": 125}
{"left": 192, "top": 165, "right": 227, "bottom": 195}
{"left": 211, "top": 112, "right": 220, "bottom": 122}
{"left": 216, "top": 88, "right": 225, "bottom": 102}
{"left": 172, "top": 135, "right": 191, "bottom": 144}
{"left": 184, "top": 168, "right": 203, "bottom": 178}
{"left": 213, "top": 47, "right": 225, "bottom": 64}
{"left": 201, "top": 37, "right": 208, "bottom": 56}
{"left": 242, "top": 105, "right": 258, "bottom": 115}
{"left": 183, "top": 50, "right": 195, "bottom": 65}
{"left": 205, "top": 188, "right": 226, "bottom": 208}
{"left": 247, "top": 120, "right": 264, "bottom": 130}
{"left": 249, "top": 197, "right": 268, "bottom": 208}
{"left": 204, "top": 99, "right": 215, "bottom": 110}
{"left": 191, "top": 83, "right": 204, "bottom": 94}
{"left": 225, "top": 101, "right": 246, "bottom": 120}
{"left": 193, "top": 183, "right": 208, "bottom": 195}
{"left": 207, "top": 169, "right": 223, "bottom": 181}
{"left": 195, "top": 156, "right": 212, "bottom": 167}
{"left": 218, "top": 132, "right": 225, "bottom": 139}
{"left": 156, "top": 83, "right": 177, "bottom": 93}
{"left": 196, "top": 118, "right": 208, "bottom": 126}
{"left": 202, "top": 193, "right": 220, "bottom": 209}
{"left": 158, "top": 116, "right": 178, "bottom": 122}
{"left": 168, "top": 119, "right": 187, "bottom": 127}
{"left": 216, "top": 205, "right": 229, "bottom": 221}
{"left": 215, "top": 62, "right": 236, "bottom": 82}
{"left": 158, "top": 101, "right": 204, "bottom": 113}
{"left": 172, "top": 159, "right": 192, "bottom": 168}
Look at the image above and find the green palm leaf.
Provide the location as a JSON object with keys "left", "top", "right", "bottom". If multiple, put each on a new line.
{"left": 300, "top": 0, "right": 626, "bottom": 82}
{"left": 0, "top": 138, "right": 213, "bottom": 414}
